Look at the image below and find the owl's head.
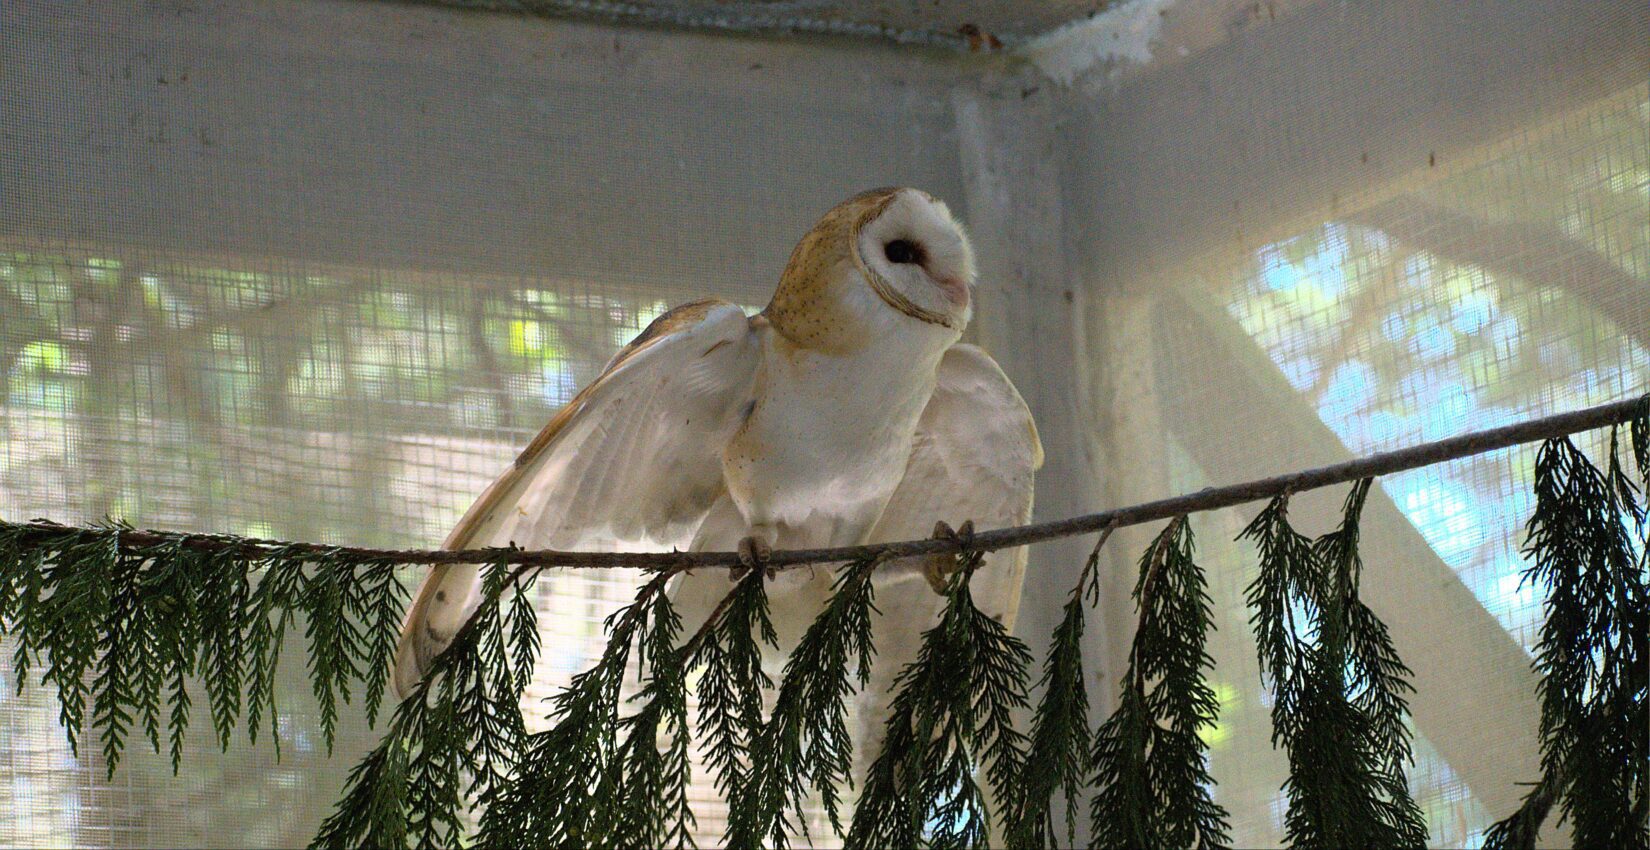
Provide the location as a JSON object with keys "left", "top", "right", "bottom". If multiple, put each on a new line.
{"left": 766, "top": 187, "right": 975, "bottom": 353}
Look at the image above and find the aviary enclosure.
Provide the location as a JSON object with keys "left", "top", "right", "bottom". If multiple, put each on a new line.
{"left": 1, "top": 1, "right": 1646, "bottom": 847}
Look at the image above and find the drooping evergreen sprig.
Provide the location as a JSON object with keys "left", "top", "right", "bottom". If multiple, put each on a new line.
{"left": 1089, "top": 516, "right": 1231, "bottom": 850}
{"left": 847, "top": 548, "right": 1032, "bottom": 850}
{"left": 473, "top": 569, "right": 675, "bottom": 848}
{"left": 1240, "top": 480, "right": 1427, "bottom": 850}
{"left": 591, "top": 577, "right": 696, "bottom": 848}
{"left": 727, "top": 555, "right": 877, "bottom": 849}
{"left": 694, "top": 569, "right": 779, "bottom": 848}
{"left": 0, "top": 519, "right": 410, "bottom": 775}
{"left": 310, "top": 560, "right": 537, "bottom": 849}
{"left": 1005, "top": 528, "right": 1109, "bottom": 850}
{"left": 1484, "top": 419, "right": 1648, "bottom": 850}
{"left": 1636, "top": 396, "right": 1650, "bottom": 480}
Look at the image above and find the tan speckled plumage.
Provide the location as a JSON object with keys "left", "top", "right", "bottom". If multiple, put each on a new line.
{"left": 765, "top": 188, "right": 960, "bottom": 358}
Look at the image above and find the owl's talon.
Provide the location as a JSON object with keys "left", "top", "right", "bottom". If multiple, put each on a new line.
{"left": 924, "top": 519, "right": 976, "bottom": 595}
{"left": 734, "top": 535, "right": 772, "bottom": 580}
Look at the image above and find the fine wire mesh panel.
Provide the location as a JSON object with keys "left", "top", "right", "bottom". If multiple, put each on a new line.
{"left": 1120, "top": 83, "right": 1649, "bottom": 848}
{"left": 0, "top": 248, "right": 748, "bottom": 547}
{"left": 1221, "top": 84, "right": 1650, "bottom": 652}
{"left": 0, "top": 246, "right": 754, "bottom": 846}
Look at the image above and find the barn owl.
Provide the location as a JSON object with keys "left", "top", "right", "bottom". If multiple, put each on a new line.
{"left": 392, "top": 186, "right": 1042, "bottom": 786}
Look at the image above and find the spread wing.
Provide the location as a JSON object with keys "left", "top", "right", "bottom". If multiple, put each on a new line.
{"left": 869, "top": 342, "right": 1043, "bottom": 624}
{"left": 392, "top": 299, "right": 760, "bottom": 697}
{"left": 852, "top": 343, "right": 1043, "bottom": 784}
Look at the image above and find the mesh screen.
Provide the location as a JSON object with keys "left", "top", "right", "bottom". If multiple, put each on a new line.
{"left": 3, "top": 0, "right": 1647, "bottom": 847}
{"left": 1076, "top": 83, "right": 1648, "bottom": 849}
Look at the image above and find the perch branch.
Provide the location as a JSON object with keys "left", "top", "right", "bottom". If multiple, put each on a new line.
{"left": 6, "top": 394, "right": 1643, "bottom": 570}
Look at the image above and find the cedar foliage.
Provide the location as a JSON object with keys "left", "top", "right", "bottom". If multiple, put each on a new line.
{"left": 1240, "top": 480, "right": 1428, "bottom": 849}
{"left": 312, "top": 560, "right": 535, "bottom": 849}
{"left": 475, "top": 569, "right": 674, "bottom": 848}
{"left": 0, "top": 522, "right": 408, "bottom": 774}
{"left": 728, "top": 557, "right": 875, "bottom": 849}
{"left": 0, "top": 397, "right": 1644, "bottom": 848}
{"left": 1088, "top": 516, "right": 1231, "bottom": 850}
{"left": 846, "top": 550, "right": 1032, "bottom": 850}
{"left": 1484, "top": 413, "right": 1649, "bottom": 850}
{"left": 1004, "top": 538, "right": 1101, "bottom": 850}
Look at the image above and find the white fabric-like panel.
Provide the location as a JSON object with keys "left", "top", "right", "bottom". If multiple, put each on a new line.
{"left": 1, "top": 0, "right": 966, "bottom": 290}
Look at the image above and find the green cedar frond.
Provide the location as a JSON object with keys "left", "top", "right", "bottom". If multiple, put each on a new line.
{"left": 38, "top": 524, "right": 117, "bottom": 761}
{"left": 476, "top": 569, "right": 672, "bottom": 848}
{"left": 1006, "top": 552, "right": 1092, "bottom": 850}
{"left": 143, "top": 536, "right": 204, "bottom": 773}
{"left": 245, "top": 549, "right": 303, "bottom": 756}
{"left": 92, "top": 531, "right": 139, "bottom": 775}
{"left": 360, "top": 560, "right": 408, "bottom": 728}
{"left": 304, "top": 556, "right": 359, "bottom": 754}
{"left": 1089, "top": 516, "right": 1231, "bottom": 850}
{"left": 0, "top": 521, "right": 414, "bottom": 779}
{"left": 1632, "top": 395, "right": 1649, "bottom": 485}
{"left": 730, "top": 556, "right": 876, "bottom": 850}
{"left": 1241, "top": 493, "right": 1316, "bottom": 731}
{"left": 313, "top": 560, "right": 533, "bottom": 849}
{"left": 1315, "top": 481, "right": 1425, "bottom": 844}
{"left": 848, "top": 550, "right": 1031, "bottom": 850}
{"left": 198, "top": 548, "right": 249, "bottom": 750}
{"left": 1241, "top": 482, "right": 1427, "bottom": 850}
{"left": 693, "top": 571, "right": 777, "bottom": 849}
{"left": 1088, "top": 665, "right": 1153, "bottom": 848}
{"left": 1608, "top": 424, "right": 1649, "bottom": 553}
{"left": 505, "top": 579, "right": 542, "bottom": 707}
{"left": 466, "top": 566, "right": 535, "bottom": 803}
{"left": 1485, "top": 435, "right": 1648, "bottom": 849}
{"left": 589, "top": 582, "right": 694, "bottom": 849}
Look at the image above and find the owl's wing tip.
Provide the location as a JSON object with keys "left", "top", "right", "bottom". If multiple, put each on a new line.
{"left": 390, "top": 623, "right": 426, "bottom": 701}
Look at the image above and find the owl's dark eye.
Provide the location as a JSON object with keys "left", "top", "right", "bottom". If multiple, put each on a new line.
{"left": 884, "top": 239, "right": 924, "bottom": 265}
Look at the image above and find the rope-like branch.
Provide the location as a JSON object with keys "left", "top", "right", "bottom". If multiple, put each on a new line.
{"left": 7, "top": 394, "right": 1643, "bottom": 570}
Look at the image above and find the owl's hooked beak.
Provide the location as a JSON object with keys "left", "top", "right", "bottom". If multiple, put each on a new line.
{"left": 932, "top": 274, "right": 970, "bottom": 309}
